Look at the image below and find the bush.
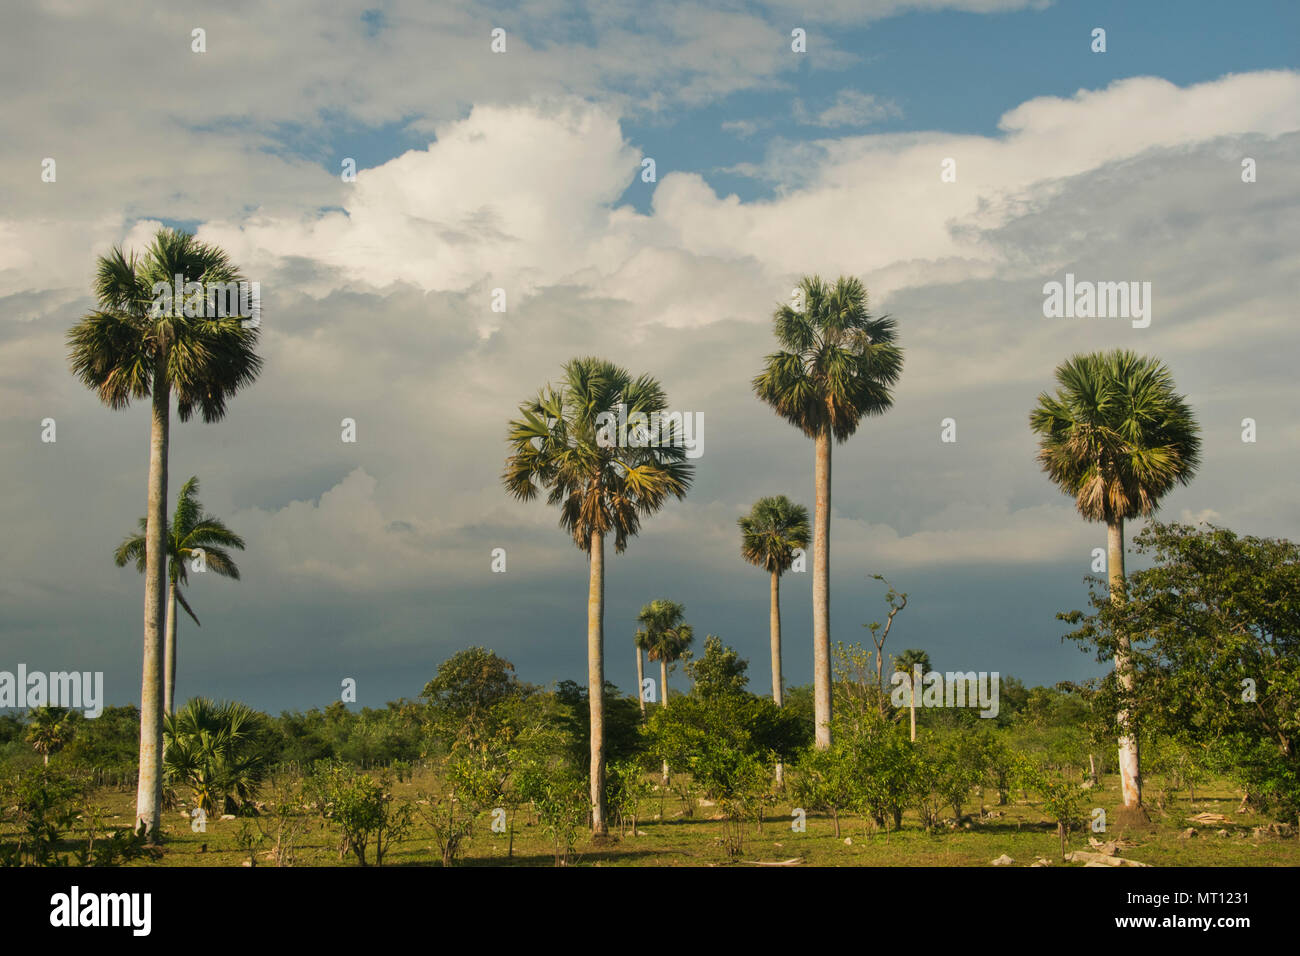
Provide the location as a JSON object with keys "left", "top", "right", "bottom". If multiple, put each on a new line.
{"left": 308, "top": 762, "right": 413, "bottom": 866}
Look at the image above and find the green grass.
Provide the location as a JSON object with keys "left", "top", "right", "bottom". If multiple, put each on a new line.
{"left": 20, "top": 769, "right": 1298, "bottom": 868}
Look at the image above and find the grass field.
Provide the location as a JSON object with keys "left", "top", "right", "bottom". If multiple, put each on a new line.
{"left": 33, "top": 770, "right": 1299, "bottom": 868}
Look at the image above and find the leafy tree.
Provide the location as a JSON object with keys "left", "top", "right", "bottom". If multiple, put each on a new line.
{"left": 421, "top": 647, "right": 522, "bottom": 753}
{"left": 754, "top": 275, "right": 903, "bottom": 748}
{"left": 792, "top": 744, "right": 859, "bottom": 838}
{"left": 309, "top": 762, "right": 413, "bottom": 866}
{"left": 0, "top": 767, "right": 145, "bottom": 867}
{"left": 68, "top": 228, "right": 261, "bottom": 838}
{"left": 114, "top": 476, "right": 244, "bottom": 715}
{"left": 60, "top": 705, "right": 139, "bottom": 788}
{"left": 1061, "top": 521, "right": 1300, "bottom": 820}
{"left": 1015, "top": 756, "right": 1087, "bottom": 861}
{"left": 648, "top": 638, "right": 806, "bottom": 855}
{"left": 553, "top": 680, "right": 644, "bottom": 774}
{"left": 504, "top": 357, "right": 693, "bottom": 834}
{"left": 686, "top": 634, "right": 750, "bottom": 700}
{"left": 1031, "top": 350, "right": 1200, "bottom": 810}
{"left": 515, "top": 758, "right": 588, "bottom": 865}
{"left": 606, "top": 757, "right": 654, "bottom": 838}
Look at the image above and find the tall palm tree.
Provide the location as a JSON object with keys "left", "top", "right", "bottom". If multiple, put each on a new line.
{"left": 26, "top": 706, "right": 72, "bottom": 765}
{"left": 1030, "top": 350, "right": 1200, "bottom": 810}
{"left": 754, "top": 275, "right": 903, "bottom": 749}
{"left": 115, "top": 476, "right": 245, "bottom": 716}
{"left": 893, "top": 648, "right": 931, "bottom": 742}
{"left": 503, "top": 357, "right": 693, "bottom": 835}
{"left": 738, "top": 495, "right": 810, "bottom": 785}
{"left": 68, "top": 228, "right": 261, "bottom": 838}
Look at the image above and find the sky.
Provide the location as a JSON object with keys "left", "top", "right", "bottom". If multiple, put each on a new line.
{"left": 1, "top": 0, "right": 1297, "bottom": 714}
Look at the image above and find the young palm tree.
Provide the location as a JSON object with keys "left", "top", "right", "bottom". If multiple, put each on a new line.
{"left": 26, "top": 706, "right": 72, "bottom": 765}
{"left": 893, "top": 648, "right": 931, "bottom": 742}
{"left": 503, "top": 358, "right": 693, "bottom": 835}
{"left": 1030, "top": 350, "right": 1200, "bottom": 811}
{"left": 636, "top": 599, "right": 694, "bottom": 709}
{"left": 638, "top": 599, "right": 694, "bottom": 784}
{"left": 738, "top": 495, "right": 810, "bottom": 785}
{"left": 68, "top": 228, "right": 261, "bottom": 839}
{"left": 164, "top": 697, "right": 269, "bottom": 816}
{"left": 753, "top": 275, "right": 903, "bottom": 749}
{"left": 115, "top": 476, "right": 246, "bottom": 716}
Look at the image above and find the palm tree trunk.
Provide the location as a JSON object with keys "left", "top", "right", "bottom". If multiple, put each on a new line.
{"left": 1109, "top": 518, "right": 1141, "bottom": 809}
{"left": 661, "top": 658, "right": 670, "bottom": 784}
{"left": 136, "top": 354, "right": 169, "bottom": 840}
{"left": 770, "top": 570, "right": 785, "bottom": 787}
{"left": 164, "top": 582, "right": 178, "bottom": 716}
{"left": 813, "top": 426, "right": 832, "bottom": 749}
{"left": 909, "top": 672, "right": 917, "bottom": 743}
{"left": 587, "top": 529, "right": 607, "bottom": 836}
{"left": 636, "top": 648, "right": 645, "bottom": 716}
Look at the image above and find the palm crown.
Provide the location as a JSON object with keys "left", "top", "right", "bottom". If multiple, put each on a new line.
{"left": 114, "top": 476, "right": 245, "bottom": 625}
{"left": 739, "top": 495, "right": 811, "bottom": 574}
{"left": 753, "top": 275, "right": 904, "bottom": 441}
{"left": 1029, "top": 350, "right": 1201, "bottom": 523}
{"left": 503, "top": 357, "right": 694, "bottom": 552}
{"left": 636, "top": 599, "right": 694, "bottom": 665}
{"left": 67, "top": 228, "right": 261, "bottom": 422}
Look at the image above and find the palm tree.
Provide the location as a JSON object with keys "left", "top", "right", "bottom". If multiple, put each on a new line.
{"left": 68, "top": 228, "right": 261, "bottom": 838}
{"left": 638, "top": 599, "right": 694, "bottom": 784}
{"left": 26, "top": 706, "right": 72, "bottom": 765}
{"left": 634, "top": 627, "right": 651, "bottom": 716}
{"left": 115, "top": 476, "right": 245, "bottom": 716}
{"left": 636, "top": 599, "right": 694, "bottom": 709}
{"left": 893, "top": 648, "right": 931, "bottom": 742}
{"left": 753, "top": 275, "right": 903, "bottom": 749}
{"left": 1030, "top": 350, "right": 1200, "bottom": 810}
{"left": 164, "top": 697, "right": 270, "bottom": 816}
{"left": 738, "top": 495, "right": 810, "bottom": 785}
{"left": 503, "top": 357, "right": 693, "bottom": 835}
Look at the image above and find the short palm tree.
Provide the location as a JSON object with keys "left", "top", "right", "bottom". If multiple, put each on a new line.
{"left": 26, "top": 706, "right": 72, "bottom": 765}
{"left": 893, "top": 648, "right": 931, "bottom": 742}
{"left": 739, "top": 495, "right": 810, "bottom": 785}
{"left": 115, "top": 476, "right": 245, "bottom": 717}
{"left": 636, "top": 599, "right": 694, "bottom": 709}
{"left": 754, "top": 275, "right": 903, "bottom": 749}
{"left": 164, "top": 697, "right": 269, "bottom": 816}
{"left": 1030, "top": 350, "right": 1200, "bottom": 810}
{"left": 503, "top": 357, "right": 693, "bottom": 835}
{"left": 638, "top": 599, "right": 694, "bottom": 784}
{"left": 68, "top": 227, "right": 261, "bottom": 838}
